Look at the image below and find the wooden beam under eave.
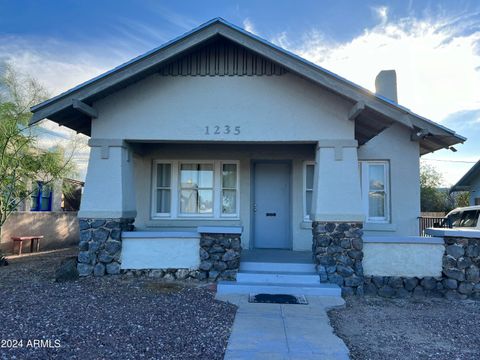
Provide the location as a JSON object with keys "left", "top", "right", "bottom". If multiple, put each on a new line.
{"left": 72, "top": 99, "right": 98, "bottom": 118}
{"left": 348, "top": 101, "right": 365, "bottom": 121}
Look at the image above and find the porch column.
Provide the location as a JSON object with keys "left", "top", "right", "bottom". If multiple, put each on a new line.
{"left": 311, "top": 140, "right": 365, "bottom": 296}
{"left": 77, "top": 139, "right": 136, "bottom": 276}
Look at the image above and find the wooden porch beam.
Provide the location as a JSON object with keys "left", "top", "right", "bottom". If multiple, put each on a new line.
{"left": 72, "top": 99, "right": 98, "bottom": 119}
{"left": 348, "top": 101, "right": 365, "bottom": 121}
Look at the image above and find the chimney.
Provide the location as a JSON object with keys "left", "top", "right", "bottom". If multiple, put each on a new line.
{"left": 375, "top": 70, "right": 398, "bottom": 103}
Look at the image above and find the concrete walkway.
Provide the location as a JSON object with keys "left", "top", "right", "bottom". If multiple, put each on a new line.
{"left": 216, "top": 294, "right": 350, "bottom": 360}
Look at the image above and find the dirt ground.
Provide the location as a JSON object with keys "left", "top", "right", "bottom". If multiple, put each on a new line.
{"left": 0, "top": 248, "right": 236, "bottom": 360}
{"left": 328, "top": 296, "right": 480, "bottom": 360}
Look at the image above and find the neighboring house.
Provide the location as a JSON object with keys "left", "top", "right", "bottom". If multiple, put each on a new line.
{"left": 17, "top": 178, "right": 84, "bottom": 212}
{"left": 29, "top": 19, "right": 465, "bottom": 293}
{"left": 450, "top": 160, "right": 480, "bottom": 206}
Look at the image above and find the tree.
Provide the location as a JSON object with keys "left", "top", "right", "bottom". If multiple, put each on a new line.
{"left": 420, "top": 163, "right": 447, "bottom": 212}
{"left": 0, "top": 65, "right": 77, "bottom": 236}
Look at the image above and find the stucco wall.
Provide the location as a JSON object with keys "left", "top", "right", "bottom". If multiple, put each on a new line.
{"left": 1, "top": 212, "right": 79, "bottom": 254}
{"left": 121, "top": 234, "right": 200, "bottom": 269}
{"left": 363, "top": 238, "right": 444, "bottom": 277}
{"left": 132, "top": 143, "right": 315, "bottom": 251}
{"left": 358, "top": 123, "right": 421, "bottom": 237}
{"left": 92, "top": 73, "right": 353, "bottom": 142}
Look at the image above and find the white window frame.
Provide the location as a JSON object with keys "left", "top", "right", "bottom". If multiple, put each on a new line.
{"left": 360, "top": 160, "right": 390, "bottom": 223}
{"left": 303, "top": 161, "right": 315, "bottom": 221}
{"left": 151, "top": 160, "right": 240, "bottom": 220}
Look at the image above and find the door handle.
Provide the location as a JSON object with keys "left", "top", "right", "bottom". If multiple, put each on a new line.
{"left": 266, "top": 213, "right": 276, "bottom": 217}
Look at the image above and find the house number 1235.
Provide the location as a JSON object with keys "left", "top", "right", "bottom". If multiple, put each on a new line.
{"left": 205, "top": 125, "right": 241, "bottom": 135}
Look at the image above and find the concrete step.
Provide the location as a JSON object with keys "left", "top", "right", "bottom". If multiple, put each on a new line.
{"left": 217, "top": 281, "right": 341, "bottom": 296}
{"left": 240, "top": 261, "right": 316, "bottom": 273}
{"left": 236, "top": 270, "right": 320, "bottom": 284}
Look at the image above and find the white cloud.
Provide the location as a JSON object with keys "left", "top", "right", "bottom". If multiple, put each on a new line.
{"left": 243, "top": 18, "right": 257, "bottom": 35}
{"left": 271, "top": 12, "right": 480, "bottom": 186}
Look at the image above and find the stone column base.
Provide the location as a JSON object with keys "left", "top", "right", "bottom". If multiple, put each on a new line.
{"left": 77, "top": 218, "right": 134, "bottom": 276}
{"left": 312, "top": 221, "right": 364, "bottom": 296}
{"left": 198, "top": 233, "right": 242, "bottom": 281}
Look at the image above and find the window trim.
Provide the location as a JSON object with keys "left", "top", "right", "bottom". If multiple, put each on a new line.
{"left": 360, "top": 160, "right": 390, "bottom": 223}
{"left": 303, "top": 161, "right": 315, "bottom": 221}
{"left": 151, "top": 160, "right": 240, "bottom": 220}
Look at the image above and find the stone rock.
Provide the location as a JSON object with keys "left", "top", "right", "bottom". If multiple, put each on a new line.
{"left": 106, "top": 262, "right": 121, "bottom": 275}
{"left": 98, "top": 251, "right": 114, "bottom": 263}
{"left": 412, "top": 287, "right": 425, "bottom": 297}
{"left": 378, "top": 286, "right": 395, "bottom": 298}
{"left": 444, "top": 290, "right": 465, "bottom": 300}
{"left": 442, "top": 278, "right": 458, "bottom": 290}
{"left": 92, "top": 228, "right": 109, "bottom": 243}
{"left": 328, "top": 274, "right": 344, "bottom": 286}
{"left": 336, "top": 255, "right": 353, "bottom": 267}
{"left": 325, "top": 223, "right": 336, "bottom": 233}
{"left": 420, "top": 277, "right": 437, "bottom": 290}
{"left": 404, "top": 278, "right": 418, "bottom": 291}
{"left": 222, "top": 250, "right": 238, "bottom": 262}
{"left": 55, "top": 257, "right": 79, "bottom": 282}
{"left": 318, "top": 255, "right": 335, "bottom": 266}
{"left": 344, "top": 275, "right": 362, "bottom": 287}
{"left": 336, "top": 265, "right": 354, "bottom": 277}
{"left": 466, "top": 265, "right": 480, "bottom": 282}
{"left": 443, "top": 268, "right": 465, "bottom": 282}
{"left": 365, "top": 282, "right": 378, "bottom": 295}
{"left": 148, "top": 270, "right": 164, "bottom": 278}
{"left": 80, "top": 230, "right": 92, "bottom": 243}
{"left": 213, "top": 261, "right": 227, "bottom": 272}
{"left": 457, "top": 257, "right": 472, "bottom": 270}
{"left": 372, "top": 276, "right": 384, "bottom": 288}
{"left": 327, "top": 246, "right": 343, "bottom": 255}
{"left": 91, "top": 220, "right": 106, "bottom": 228}
{"left": 208, "top": 270, "right": 219, "bottom": 280}
{"left": 199, "top": 261, "right": 213, "bottom": 271}
{"left": 78, "top": 251, "right": 93, "bottom": 264}
{"left": 396, "top": 288, "right": 411, "bottom": 298}
{"left": 195, "top": 271, "right": 208, "bottom": 280}
{"left": 110, "top": 229, "right": 121, "bottom": 241}
{"left": 88, "top": 241, "right": 100, "bottom": 253}
{"left": 347, "top": 250, "right": 363, "bottom": 260}
{"left": 78, "top": 241, "right": 89, "bottom": 251}
{"left": 79, "top": 220, "right": 91, "bottom": 231}
{"left": 175, "top": 269, "right": 190, "bottom": 280}
{"left": 210, "top": 245, "right": 225, "bottom": 254}
{"left": 77, "top": 263, "right": 93, "bottom": 277}
{"left": 200, "top": 248, "right": 209, "bottom": 260}
{"left": 221, "top": 270, "right": 237, "bottom": 280}
{"left": 388, "top": 277, "right": 404, "bottom": 288}
{"left": 316, "top": 235, "right": 331, "bottom": 247}
{"left": 340, "top": 239, "right": 351, "bottom": 249}
{"left": 446, "top": 244, "right": 464, "bottom": 259}
{"left": 442, "top": 255, "right": 457, "bottom": 269}
{"left": 105, "top": 240, "right": 121, "bottom": 255}
{"left": 93, "top": 263, "right": 106, "bottom": 277}
{"left": 458, "top": 282, "right": 473, "bottom": 295}
{"left": 341, "top": 287, "right": 355, "bottom": 296}
{"left": 163, "top": 273, "right": 175, "bottom": 281}
{"left": 200, "top": 238, "right": 213, "bottom": 247}
{"left": 352, "top": 238, "right": 363, "bottom": 250}
{"left": 466, "top": 244, "right": 480, "bottom": 257}
{"left": 326, "top": 265, "right": 337, "bottom": 274}
{"left": 353, "top": 262, "right": 364, "bottom": 277}
{"left": 227, "top": 259, "right": 240, "bottom": 269}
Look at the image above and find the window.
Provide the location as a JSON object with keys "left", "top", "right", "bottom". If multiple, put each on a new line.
{"left": 360, "top": 161, "right": 389, "bottom": 222}
{"left": 31, "top": 181, "right": 53, "bottom": 211}
{"left": 459, "top": 210, "right": 479, "bottom": 228}
{"left": 304, "top": 162, "right": 315, "bottom": 220}
{"left": 152, "top": 160, "right": 239, "bottom": 219}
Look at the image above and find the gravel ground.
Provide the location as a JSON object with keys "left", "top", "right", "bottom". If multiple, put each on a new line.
{"left": 0, "top": 248, "right": 236, "bottom": 360}
{"left": 328, "top": 296, "right": 480, "bottom": 360}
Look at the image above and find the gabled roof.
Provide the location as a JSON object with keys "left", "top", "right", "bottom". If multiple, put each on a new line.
{"left": 30, "top": 17, "right": 465, "bottom": 153}
{"left": 451, "top": 160, "right": 480, "bottom": 192}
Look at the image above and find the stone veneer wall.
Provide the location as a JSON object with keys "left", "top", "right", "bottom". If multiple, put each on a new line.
{"left": 77, "top": 218, "right": 134, "bottom": 276}
{"left": 198, "top": 233, "right": 242, "bottom": 281}
{"left": 312, "top": 222, "right": 364, "bottom": 296}
{"left": 364, "top": 236, "right": 480, "bottom": 300}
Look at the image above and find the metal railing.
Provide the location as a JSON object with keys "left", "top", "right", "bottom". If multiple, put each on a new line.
{"left": 418, "top": 216, "right": 451, "bottom": 236}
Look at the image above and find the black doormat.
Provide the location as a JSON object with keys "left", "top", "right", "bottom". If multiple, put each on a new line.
{"left": 249, "top": 293, "right": 308, "bottom": 305}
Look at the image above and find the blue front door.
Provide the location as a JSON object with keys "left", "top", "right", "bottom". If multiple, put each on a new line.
{"left": 253, "top": 162, "right": 291, "bottom": 249}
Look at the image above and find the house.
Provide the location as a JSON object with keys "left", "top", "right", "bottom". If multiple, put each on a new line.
{"left": 29, "top": 18, "right": 465, "bottom": 295}
{"left": 450, "top": 160, "right": 480, "bottom": 206}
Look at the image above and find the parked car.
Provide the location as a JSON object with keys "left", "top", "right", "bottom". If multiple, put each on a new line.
{"left": 437, "top": 206, "right": 480, "bottom": 229}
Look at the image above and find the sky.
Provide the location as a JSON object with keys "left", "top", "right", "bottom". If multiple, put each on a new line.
{"left": 0, "top": 0, "right": 479, "bottom": 184}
